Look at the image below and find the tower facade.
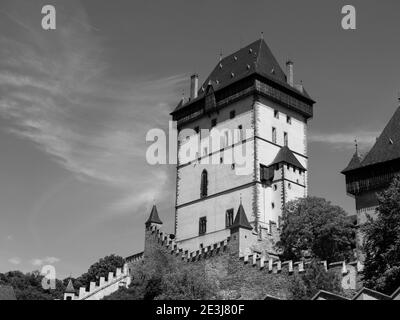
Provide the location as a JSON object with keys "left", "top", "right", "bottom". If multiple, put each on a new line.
{"left": 171, "top": 39, "right": 315, "bottom": 254}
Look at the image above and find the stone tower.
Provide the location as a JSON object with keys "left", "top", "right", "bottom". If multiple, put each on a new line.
{"left": 170, "top": 39, "right": 315, "bottom": 255}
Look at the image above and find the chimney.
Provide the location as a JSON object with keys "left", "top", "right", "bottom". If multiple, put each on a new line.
{"left": 286, "top": 60, "right": 294, "bottom": 87}
{"left": 190, "top": 74, "right": 199, "bottom": 100}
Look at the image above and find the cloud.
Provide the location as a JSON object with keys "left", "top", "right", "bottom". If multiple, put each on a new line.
{"left": 0, "top": 1, "right": 184, "bottom": 216}
{"left": 309, "top": 130, "right": 379, "bottom": 150}
{"left": 30, "top": 256, "right": 60, "bottom": 266}
{"left": 8, "top": 257, "right": 21, "bottom": 265}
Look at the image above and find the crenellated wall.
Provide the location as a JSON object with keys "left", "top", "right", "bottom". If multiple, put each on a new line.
{"left": 123, "top": 224, "right": 363, "bottom": 300}
{"left": 63, "top": 264, "right": 132, "bottom": 300}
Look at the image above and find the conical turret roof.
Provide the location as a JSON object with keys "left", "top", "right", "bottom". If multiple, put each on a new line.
{"left": 145, "top": 205, "right": 163, "bottom": 226}
{"left": 65, "top": 279, "right": 75, "bottom": 294}
{"left": 230, "top": 203, "right": 253, "bottom": 230}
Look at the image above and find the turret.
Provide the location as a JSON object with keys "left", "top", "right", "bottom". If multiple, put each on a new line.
{"left": 63, "top": 279, "right": 75, "bottom": 300}
{"left": 145, "top": 205, "right": 163, "bottom": 229}
{"left": 229, "top": 202, "right": 255, "bottom": 257}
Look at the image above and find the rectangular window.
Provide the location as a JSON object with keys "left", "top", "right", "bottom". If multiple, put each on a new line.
{"left": 224, "top": 131, "right": 229, "bottom": 147}
{"left": 284, "top": 132, "right": 288, "bottom": 146}
{"left": 287, "top": 116, "right": 292, "bottom": 124}
{"left": 199, "top": 217, "right": 207, "bottom": 235}
{"left": 274, "top": 110, "right": 279, "bottom": 119}
{"left": 203, "top": 147, "right": 208, "bottom": 156}
{"left": 211, "top": 118, "right": 217, "bottom": 128}
{"left": 230, "top": 110, "right": 236, "bottom": 119}
{"left": 226, "top": 209, "right": 234, "bottom": 228}
{"left": 194, "top": 126, "right": 200, "bottom": 134}
{"left": 272, "top": 127, "right": 277, "bottom": 144}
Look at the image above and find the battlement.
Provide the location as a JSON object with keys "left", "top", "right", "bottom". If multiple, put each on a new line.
{"left": 63, "top": 264, "right": 131, "bottom": 300}
{"left": 147, "top": 224, "right": 230, "bottom": 262}
{"left": 240, "top": 252, "right": 363, "bottom": 275}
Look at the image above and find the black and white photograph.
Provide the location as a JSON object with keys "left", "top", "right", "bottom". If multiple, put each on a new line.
{"left": 0, "top": 0, "right": 399, "bottom": 313}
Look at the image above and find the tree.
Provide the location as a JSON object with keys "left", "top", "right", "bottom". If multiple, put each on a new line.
{"left": 0, "top": 270, "right": 65, "bottom": 300}
{"left": 75, "top": 254, "right": 125, "bottom": 290}
{"left": 362, "top": 174, "right": 400, "bottom": 295}
{"left": 278, "top": 196, "right": 356, "bottom": 262}
{"left": 103, "top": 248, "right": 218, "bottom": 300}
{"left": 289, "top": 259, "right": 343, "bottom": 300}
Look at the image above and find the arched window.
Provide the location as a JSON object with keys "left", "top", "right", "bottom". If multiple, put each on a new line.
{"left": 200, "top": 170, "right": 208, "bottom": 198}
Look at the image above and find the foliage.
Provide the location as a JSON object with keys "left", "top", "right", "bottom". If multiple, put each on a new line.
{"left": 104, "top": 248, "right": 218, "bottom": 300}
{"left": 0, "top": 270, "right": 65, "bottom": 300}
{"left": 278, "top": 196, "right": 356, "bottom": 262}
{"left": 74, "top": 254, "right": 125, "bottom": 290}
{"left": 362, "top": 174, "right": 400, "bottom": 295}
{"left": 289, "top": 259, "right": 343, "bottom": 300}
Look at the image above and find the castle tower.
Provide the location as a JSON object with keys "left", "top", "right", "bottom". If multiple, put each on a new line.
{"left": 63, "top": 279, "right": 75, "bottom": 300}
{"left": 342, "top": 105, "right": 400, "bottom": 259}
{"left": 171, "top": 39, "right": 315, "bottom": 253}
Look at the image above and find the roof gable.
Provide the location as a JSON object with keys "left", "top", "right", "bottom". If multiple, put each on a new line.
{"left": 311, "top": 290, "right": 349, "bottom": 300}
{"left": 352, "top": 287, "right": 391, "bottom": 300}
{"left": 269, "top": 146, "right": 306, "bottom": 171}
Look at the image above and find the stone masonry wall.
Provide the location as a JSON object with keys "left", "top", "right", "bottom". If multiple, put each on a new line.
{"left": 126, "top": 225, "right": 363, "bottom": 300}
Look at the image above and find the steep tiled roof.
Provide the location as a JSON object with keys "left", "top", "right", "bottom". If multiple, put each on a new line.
{"left": 361, "top": 107, "right": 400, "bottom": 167}
{"left": 342, "top": 107, "right": 400, "bottom": 173}
{"left": 173, "top": 39, "right": 313, "bottom": 113}
{"left": 352, "top": 287, "right": 392, "bottom": 300}
{"left": 201, "top": 39, "right": 286, "bottom": 93}
{"left": 0, "top": 285, "right": 16, "bottom": 300}
{"left": 230, "top": 203, "right": 253, "bottom": 230}
{"left": 311, "top": 290, "right": 349, "bottom": 300}
{"left": 342, "top": 151, "right": 362, "bottom": 173}
{"left": 269, "top": 146, "right": 306, "bottom": 171}
{"left": 145, "top": 205, "right": 163, "bottom": 226}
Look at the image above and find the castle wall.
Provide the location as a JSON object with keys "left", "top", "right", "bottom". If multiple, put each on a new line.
{"left": 175, "top": 187, "right": 254, "bottom": 251}
{"left": 136, "top": 226, "right": 362, "bottom": 300}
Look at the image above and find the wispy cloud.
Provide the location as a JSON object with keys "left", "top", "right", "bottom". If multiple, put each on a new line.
{"left": 8, "top": 257, "right": 21, "bottom": 265}
{"left": 30, "top": 256, "right": 60, "bottom": 266}
{"left": 309, "top": 130, "right": 379, "bottom": 150}
{"left": 0, "top": 2, "right": 183, "bottom": 217}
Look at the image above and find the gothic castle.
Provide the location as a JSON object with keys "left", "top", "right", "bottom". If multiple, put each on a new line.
{"left": 63, "top": 38, "right": 400, "bottom": 300}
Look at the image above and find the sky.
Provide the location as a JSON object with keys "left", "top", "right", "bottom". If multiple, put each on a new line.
{"left": 0, "top": 0, "right": 399, "bottom": 278}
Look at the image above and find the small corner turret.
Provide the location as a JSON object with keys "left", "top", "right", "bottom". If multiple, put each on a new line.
{"left": 63, "top": 278, "right": 75, "bottom": 300}
{"left": 145, "top": 204, "right": 163, "bottom": 229}
{"left": 229, "top": 202, "right": 255, "bottom": 257}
